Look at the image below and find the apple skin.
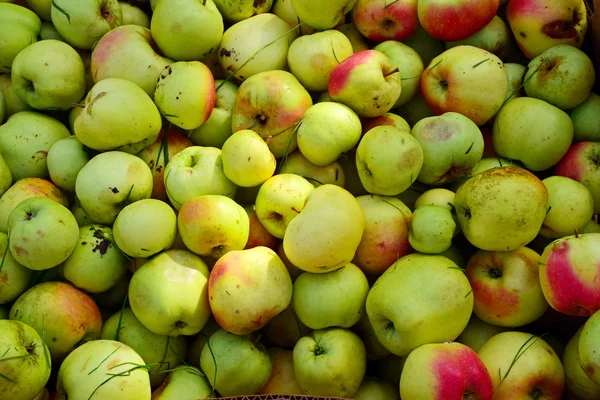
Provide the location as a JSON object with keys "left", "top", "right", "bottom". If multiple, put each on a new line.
{"left": 466, "top": 247, "right": 549, "bottom": 327}
{"left": 213, "top": 0, "right": 273, "bottom": 22}
{"left": 506, "top": 0, "right": 588, "bottom": 59}
{"left": 208, "top": 246, "right": 293, "bottom": 335}
{"left": 221, "top": 129, "right": 276, "bottom": 187}
{"left": 408, "top": 205, "right": 456, "bottom": 254}
{"left": 421, "top": 45, "right": 508, "bottom": 126}
{"left": 290, "top": 0, "right": 359, "bottom": 30}
{"left": 258, "top": 347, "right": 304, "bottom": 395}
{"left": 9, "top": 281, "right": 102, "bottom": 362}
{"left": 580, "top": 309, "right": 600, "bottom": 386}
{"left": 353, "top": 0, "right": 418, "bottom": 42}
{"left": 328, "top": 50, "right": 402, "bottom": 118}
{"left": 564, "top": 326, "right": 600, "bottom": 399}
{"left": 571, "top": 93, "right": 600, "bottom": 142}
{"left": 478, "top": 332, "right": 565, "bottom": 400}
{"left": 456, "top": 315, "right": 507, "bottom": 352}
{"left": 0, "top": 232, "right": 32, "bottom": 304}
{"left": 119, "top": 2, "right": 149, "bottom": 27}
{"left": 445, "top": 15, "right": 513, "bottom": 60}
{"left": 263, "top": 304, "right": 312, "bottom": 347}
{"left": 47, "top": 136, "right": 91, "bottom": 194}
{"left": 352, "top": 311, "right": 391, "bottom": 361}
{"left": 279, "top": 151, "right": 346, "bottom": 187}
{"left": 354, "top": 377, "right": 398, "bottom": 400}
{"left": 272, "top": 0, "right": 315, "bottom": 36}
{"left": 504, "top": 62, "right": 527, "bottom": 100}
{"left": 555, "top": 142, "right": 600, "bottom": 214}
{"left": 360, "top": 112, "right": 411, "bottom": 136}
{"left": 400, "top": 342, "right": 494, "bottom": 400}
{"left": 0, "top": 3, "right": 41, "bottom": 74}
{"left": 244, "top": 205, "right": 279, "bottom": 251}
{"left": 0, "top": 319, "right": 51, "bottom": 400}
{"left": 417, "top": 0, "right": 499, "bottom": 42}
{"left": 151, "top": 365, "right": 212, "bottom": 399}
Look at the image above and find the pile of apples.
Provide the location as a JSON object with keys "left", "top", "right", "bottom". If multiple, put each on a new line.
{"left": 2, "top": 0, "right": 600, "bottom": 399}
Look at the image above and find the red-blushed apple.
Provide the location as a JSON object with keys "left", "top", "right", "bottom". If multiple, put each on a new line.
{"left": 400, "top": 342, "right": 494, "bottom": 400}
{"left": 258, "top": 347, "right": 304, "bottom": 395}
{"left": 352, "top": 0, "right": 418, "bottom": 42}
{"left": 244, "top": 205, "right": 279, "bottom": 251}
{"left": 445, "top": 16, "right": 513, "bottom": 60}
{"left": 417, "top": 0, "right": 499, "bottom": 41}
{"left": 360, "top": 112, "right": 411, "bottom": 137}
{"left": 555, "top": 142, "right": 600, "bottom": 214}
{"left": 328, "top": 50, "right": 402, "bottom": 118}
{"left": 420, "top": 45, "right": 508, "bottom": 126}
{"left": 539, "top": 233, "right": 600, "bottom": 317}
{"left": 466, "top": 247, "right": 549, "bottom": 327}
{"left": 506, "top": 0, "right": 588, "bottom": 59}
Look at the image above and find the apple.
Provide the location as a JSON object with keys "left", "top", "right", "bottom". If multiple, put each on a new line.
{"left": 213, "top": 0, "right": 273, "bottom": 22}
{"left": 336, "top": 23, "right": 370, "bottom": 53}
{"left": 0, "top": 3, "right": 41, "bottom": 74}
{"left": 90, "top": 25, "right": 172, "bottom": 97}
{"left": 506, "top": 0, "right": 588, "bottom": 59}
{"left": 420, "top": 45, "right": 508, "bottom": 126}
{"left": 0, "top": 232, "right": 32, "bottom": 304}
{"left": 277, "top": 242, "right": 304, "bottom": 281}
{"left": 360, "top": 112, "right": 411, "bottom": 136}
{"left": 290, "top": 0, "right": 358, "bottom": 30}
{"left": 221, "top": 129, "right": 276, "bottom": 187}
{"left": 118, "top": 2, "right": 149, "bottom": 27}
{"left": 456, "top": 314, "right": 507, "bottom": 352}
{"left": 293, "top": 327, "right": 366, "bottom": 397}
{"left": 128, "top": 249, "right": 211, "bottom": 336}
{"left": 39, "top": 21, "right": 65, "bottom": 41}
{"left": 352, "top": 311, "right": 391, "bottom": 360}
{"left": 401, "top": 24, "right": 445, "bottom": 66}
{"left": 9, "top": 281, "right": 102, "bottom": 361}
{"left": 50, "top": 0, "right": 122, "bottom": 50}
{"left": 504, "top": 62, "right": 527, "bottom": 100}
{"left": 478, "top": 331, "right": 565, "bottom": 399}
{"left": 571, "top": 93, "right": 600, "bottom": 142}
{"left": 564, "top": 326, "right": 600, "bottom": 399}
{"left": 408, "top": 205, "right": 456, "bottom": 254}
{"left": 263, "top": 304, "right": 312, "bottom": 347}
{"left": 279, "top": 151, "right": 346, "bottom": 187}
{"left": 272, "top": 0, "right": 315, "bottom": 36}
{"left": 555, "top": 142, "right": 600, "bottom": 214}
{"left": 200, "top": 328, "right": 271, "bottom": 397}
{"left": 353, "top": 0, "right": 418, "bottom": 42}
{"left": 466, "top": 247, "right": 549, "bottom": 327}
{"left": 184, "top": 317, "right": 221, "bottom": 368}
{"left": 258, "top": 347, "right": 304, "bottom": 395}
{"left": 454, "top": 166, "right": 549, "bottom": 251}
{"left": 244, "top": 205, "right": 279, "bottom": 250}
{"left": 354, "top": 377, "right": 398, "bottom": 400}
{"left": 0, "top": 74, "right": 32, "bottom": 117}
{"left": 0, "top": 320, "right": 51, "bottom": 400}
{"left": 47, "top": 136, "right": 91, "bottom": 193}
{"left": 151, "top": 365, "right": 212, "bottom": 399}
{"left": 366, "top": 254, "right": 473, "bottom": 356}
{"left": 445, "top": 15, "right": 512, "bottom": 60}
{"left": 328, "top": 50, "right": 402, "bottom": 118}
{"left": 396, "top": 92, "right": 436, "bottom": 127}
{"left": 400, "top": 342, "right": 494, "bottom": 400}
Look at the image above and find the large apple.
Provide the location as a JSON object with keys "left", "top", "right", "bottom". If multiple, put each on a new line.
{"left": 353, "top": 0, "right": 418, "bottom": 42}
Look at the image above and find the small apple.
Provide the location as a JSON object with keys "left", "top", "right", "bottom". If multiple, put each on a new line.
{"left": 571, "top": 93, "right": 600, "bottom": 142}
{"left": 408, "top": 205, "right": 456, "bottom": 254}
{"left": 221, "top": 129, "right": 276, "bottom": 187}
{"left": 353, "top": 0, "right": 418, "bottom": 42}
{"left": 258, "top": 347, "right": 304, "bottom": 395}
{"left": 555, "top": 142, "right": 600, "bottom": 214}
{"left": 118, "top": 2, "right": 149, "bottom": 27}
{"left": 151, "top": 365, "right": 212, "bottom": 399}
{"left": 47, "top": 136, "right": 91, "bottom": 193}
{"left": 213, "top": 0, "right": 273, "bottom": 22}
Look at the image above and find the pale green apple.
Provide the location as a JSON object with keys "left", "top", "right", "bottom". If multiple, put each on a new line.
{"left": 354, "top": 377, "right": 398, "bottom": 400}
{"left": 200, "top": 328, "right": 271, "bottom": 397}
{"left": 396, "top": 92, "right": 435, "bottom": 127}
{"left": 255, "top": 173, "right": 314, "bottom": 239}
{"left": 401, "top": 24, "right": 444, "bottom": 66}
{"left": 128, "top": 249, "right": 211, "bottom": 336}
{"left": 438, "top": 245, "right": 467, "bottom": 270}
{"left": 336, "top": 23, "right": 370, "bottom": 53}
{"left": 189, "top": 79, "right": 238, "bottom": 148}
{"left": 293, "top": 263, "right": 369, "bottom": 329}
{"left": 411, "top": 112, "right": 484, "bottom": 185}
{"left": 8, "top": 196, "right": 79, "bottom": 270}
{"left": 283, "top": 184, "right": 365, "bottom": 273}
{"left": 62, "top": 225, "right": 130, "bottom": 293}
{"left": 279, "top": 151, "right": 345, "bottom": 187}
{"left": 582, "top": 220, "right": 600, "bottom": 234}
{"left": 218, "top": 13, "right": 296, "bottom": 82}
{"left": 73, "top": 78, "right": 162, "bottom": 151}
{"left": 221, "top": 129, "right": 276, "bottom": 187}
{"left": 272, "top": 0, "right": 315, "bottom": 36}
{"left": 504, "top": 63, "right": 526, "bottom": 100}
{"left": 151, "top": 0, "right": 223, "bottom": 61}
{"left": 119, "top": 2, "right": 149, "bottom": 27}
{"left": 374, "top": 40, "right": 424, "bottom": 107}
{"left": 263, "top": 304, "right": 312, "bottom": 348}
{"left": 524, "top": 44, "right": 595, "bottom": 110}
{"left": 163, "top": 146, "right": 237, "bottom": 210}
{"left": 580, "top": 308, "right": 600, "bottom": 385}
{"left": 414, "top": 188, "right": 455, "bottom": 210}
{"left": 39, "top": 21, "right": 65, "bottom": 41}
{"left": 456, "top": 314, "right": 507, "bottom": 352}
{"left": 297, "top": 102, "right": 362, "bottom": 166}
{"left": 0, "top": 3, "right": 41, "bottom": 74}
{"left": 51, "top": 0, "right": 122, "bottom": 50}
{"left": 0, "top": 111, "right": 70, "bottom": 181}
{"left": 287, "top": 30, "right": 354, "bottom": 92}
{"left": 47, "top": 136, "right": 90, "bottom": 193}
{"left": 564, "top": 327, "right": 600, "bottom": 399}
{"left": 290, "top": 0, "right": 358, "bottom": 30}
{"left": 214, "top": 0, "right": 273, "bottom": 22}
{"left": 91, "top": 25, "right": 171, "bottom": 97}
{"left": 571, "top": 92, "right": 600, "bottom": 142}
{"left": 56, "top": 340, "right": 151, "bottom": 399}
{"left": 409, "top": 205, "right": 456, "bottom": 254}
{"left": 541, "top": 176, "right": 594, "bottom": 239}
{"left": 366, "top": 254, "right": 473, "bottom": 356}
{"left": 75, "top": 151, "right": 153, "bottom": 225}
{"left": 101, "top": 307, "right": 187, "bottom": 388}
{"left": 0, "top": 74, "right": 32, "bottom": 117}
{"left": 177, "top": 195, "right": 249, "bottom": 259}
{"left": 0, "top": 320, "right": 51, "bottom": 400}
{"left": 152, "top": 365, "right": 213, "bottom": 399}
{"left": 445, "top": 16, "right": 512, "bottom": 60}
{"left": 338, "top": 149, "right": 368, "bottom": 196}
{"left": 293, "top": 327, "right": 366, "bottom": 397}
{"left": 113, "top": 199, "right": 176, "bottom": 258}
{"left": 356, "top": 125, "right": 424, "bottom": 195}
{"left": 451, "top": 157, "right": 521, "bottom": 192}
{"left": 0, "top": 232, "right": 32, "bottom": 304}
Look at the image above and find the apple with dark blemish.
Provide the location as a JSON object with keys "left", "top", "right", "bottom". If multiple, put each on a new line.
{"left": 506, "top": 0, "right": 588, "bottom": 59}
{"left": 208, "top": 246, "right": 293, "bottom": 335}
{"left": 555, "top": 142, "right": 600, "bottom": 215}
{"left": 353, "top": 0, "right": 418, "bottom": 43}
{"left": 466, "top": 247, "right": 549, "bottom": 327}
{"left": 244, "top": 205, "right": 279, "bottom": 251}
{"left": 400, "top": 342, "right": 494, "bottom": 400}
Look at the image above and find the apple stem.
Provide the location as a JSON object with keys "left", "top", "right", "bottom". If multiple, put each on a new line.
{"left": 86, "top": 91, "right": 107, "bottom": 116}
{"left": 72, "top": 103, "right": 85, "bottom": 109}
{"left": 383, "top": 68, "right": 399, "bottom": 78}
{"left": 574, "top": 228, "right": 580, "bottom": 238}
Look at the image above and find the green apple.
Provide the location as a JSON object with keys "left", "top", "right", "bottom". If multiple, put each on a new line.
{"left": 219, "top": 13, "right": 296, "bottom": 82}
{"left": 151, "top": 365, "right": 212, "bottom": 399}
{"left": 47, "top": 136, "right": 90, "bottom": 193}
{"left": 244, "top": 204, "right": 279, "bottom": 250}
{"left": 0, "top": 3, "right": 41, "bottom": 74}
{"left": 255, "top": 173, "right": 314, "bottom": 239}
{"left": 151, "top": 0, "right": 223, "bottom": 61}
{"left": 221, "top": 129, "right": 276, "bottom": 187}
{"left": 450, "top": 157, "right": 521, "bottom": 193}
{"left": 579, "top": 308, "right": 600, "bottom": 385}
{"left": 293, "top": 263, "right": 369, "bottom": 329}
{"left": 39, "top": 21, "right": 65, "bottom": 41}
{"left": 356, "top": 125, "right": 424, "bottom": 195}
{"left": 0, "top": 232, "right": 32, "bottom": 304}
{"left": 401, "top": 24, "right": 444, "bottom": 66}
{"left": 454, "top": 166, "right": 549, "bottom": 251}
{"left": 8, "top": 196, "right": 79, "bottom": 270}
{"left": 445, "top": 15, "right": 512, "bottom": 60}
{"left": 163, "top": 146, "right": 237, "bottom": 211}
{"left": 582, "top": 220, "right": 600, "bottom": 234}
{"left": 0, "top": 305, "right": 6, "bottom": 319}
{"left": 293, "top": 327, "right": 366, "bottom": 397}
{"left": 91, "top": 25, "right": 171, "bottom": 97}
{"left": 10, "top": 281, "right": 103, "bottom": 361}
{"left": 51, "top": 0, "right": 122, "bottom": 50}
{"left": 287, "top": 30, "right": 354, "bottom": 92}
{"left": 564, "top": 326, "right": 600, "bottom": 399}
{"left": 456, "top": 314, "right": 507, "bottom": 352}
{"left": 396, "top": 92, "right": 435, "bottom": 127}
{"left": 290, "top": 0, "right": 358, "bottom": 30}
{"left": 56, "top": 340, "right": 151, "bottom": 399}
{"left": 272, "top": 0, "right": 315, "bottom": 36}
{"left": 524, "top": 44, "right": 595, "bottom": 110}
{"left": 0, "top": 74, "right": 32, "bottom": 117}
{"left": 101, "top": 307, "right": 187, "bottom": 388}
{"left": 297, "top": 102, "right": 362, "bottom": 166}
{"left": 336, "top": 23, "right": 370, "bottom": 52}
{"left": 119, "top": 2, "right": 149, "bottom": 27}
{"left": 354, "top": 377, "right": 398, "bottom": 400}
{"left": 62, "top": 225, "right": 130, "bottom": 293}
{"left": 366, "top": 254, "right": 473, "bottom": 356}
{"left": 283, "top": 184, "right": 365, "bottom": 273}
{"left": 184, "top": 318, "right": 221, "bottom": 368}
{"left": 75, "top": 151, "right": 153, "bottom": 225}
{"left": 200, "top": 328, "right": 271, "bottom": 397}
{"left": 571, "top": 92, "right": 600, "bottom": 142}
{"left": 258, "top": 347, "right": 304, "bottom": 395}
{"left": 113, "top": 199, "right": 177, "bottom": 258}
{"left": 280, "top": 151, "right": 345, "bottom": 187}
{"left": 0, "top": 91, "right": 4, "bottom": 123}
{"left": 213, "top": 0, "right": 273, "bottom": 22}
{"left": 504, "top": 62, "right": 526, "bottom": 100}
{"left": 0, "top": 320, "right": 51, "bottom": 400}
{"left": 73, "top": 78, "right": 162, "bottom": 151}
{"left": 128, "top": 249, "right": 211, "bottom": 336}
{"left": 409, "top": 205, "right": 456, "bottom": 254}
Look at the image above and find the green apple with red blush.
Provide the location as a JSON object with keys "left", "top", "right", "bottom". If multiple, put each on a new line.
{"left": 445, "top": 15, "right": 513, "bottom": 60}
{"left": 555, "top": 142, "right": 600, "bottom": 214}
{"left": 352, "top": 0, "right": 418, "bottom": 42}
{"left": 360, "top": 112, "right": 411, "bottom": 137}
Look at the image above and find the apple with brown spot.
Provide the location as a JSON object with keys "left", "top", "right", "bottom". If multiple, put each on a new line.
{"left": 352, "top": 0, "right": 418, "bottom": 43}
